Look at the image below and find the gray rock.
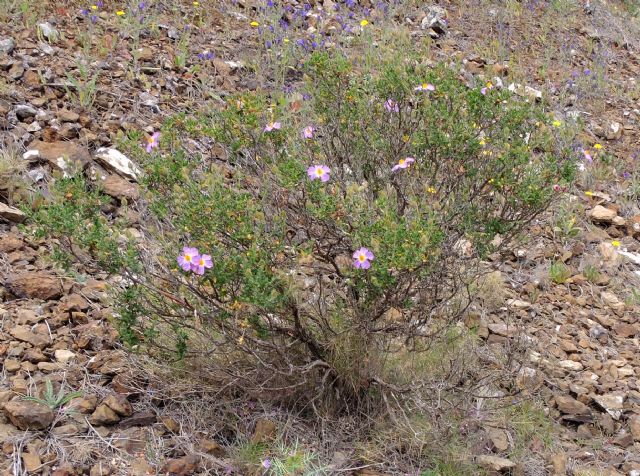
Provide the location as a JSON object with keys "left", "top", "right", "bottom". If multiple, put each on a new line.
{"left": 0, "top": 38, "right": 16, "bottom": 54}
{"left": 37, "top": 22, "right": 58, "bottom": 42}
{"left": 15, "top": 104, "right": 37, "bottom": 120}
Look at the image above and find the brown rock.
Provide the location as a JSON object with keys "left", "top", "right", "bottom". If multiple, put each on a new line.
{"left": 613, "top": 323, "right": 637, "bottom": 338}
{"left": 555, "top": 395, "right": 591, "bottom": 415}
{"left": 0, "top": 233, "right": 23, "bottom": 253}
{"left": 200, "top": 439, "right": 226, "bottom": 457}
{"left": 8, "top": 325, "right": 51, "bottom": 348}
{"left": 0, "top": 203, "right": 26, "bottom": 223}
{"left": 102, "top": 394, "right": 133, "bottom": 417}
{"left": 57, "top": 109, "right": 79, "bottom": 122}
{"left": 589, "top": 205, "right": 618, "bottom": 223}
{"left": 24, "top": 140, "right": 90, "bottom": 174}
{"left": 252, "top": 418, "right": 276, "bottom": 443}
{"left": 160, "top": 455, "right": 200, "bottom": 476}
{"left": 629, "top": 415, "right": 640, "bottom": 441}
{"left": 101, "top": 175, "right": 140, "bottom": 201}
{"left": 7, "top": 272, "right": 63, "bottom": 300}
{"left": 3, "top": 401, "right": 55, "bottom": 430}
{"left": 550, "top": 453, "right": 567, "bottom": 475}
{"left": 486, "top": 427, "right": 510, "bottom": 452}
{"left": 129, "top": 457, "right": 154, "bottom": 476}
{"left": 90, "top": 404, "right": 120, "bottom": 425}
{"left": 22, "top": 452, "right": 41, "bottom": 472}
{"left": 477, "top": 455, "right": 516, "bottom": 472}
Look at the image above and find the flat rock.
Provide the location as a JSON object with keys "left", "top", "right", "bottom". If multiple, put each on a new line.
{"left": 589, "top": 205, "right": 617, "bottom": 223}
{"left": 160, "top": 455, "right": 200, "bottom": 476}
{"left": 9, "top": 325, "right": 51, "bottom": 348}
{"left": 556, "top": 395, "right": 591, "bottom": 415}
{"left": 593, "top": 394, "right": 625, "bottom": 420}
{"left": 3, "top": 400, "right": 55, "bottom": 430}
{"left": 477, "top": 455, "right": 516, "bottom": 472}
{"left": 94, "top": 148, "right": 141, "bottom": 180}
{"left": 7, "top": 271, "right": 63, "bottom": 300}
{"left": 24, "top": 140, "right": 91, "bottom": 175}
{"left": 100, "top": 174, "right": 140, "bottom": 200}
{"left": 0, "top": 202, "right": 26, "bottom": 223}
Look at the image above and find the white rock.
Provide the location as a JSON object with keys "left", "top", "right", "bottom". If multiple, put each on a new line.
{"left": 558, "top": 360, "right": 584, "bottom": 371}
{"left": 54, "top": 349, "right": 76, "bottom": 364}
{"left": 37, "top": 22, "right": 58, "bottom": 41}
{"left": 593, "top": 393, "right": 625, "bottom": 420}
{"left": 94, "top": 148, "right": 142, "bottom": 181}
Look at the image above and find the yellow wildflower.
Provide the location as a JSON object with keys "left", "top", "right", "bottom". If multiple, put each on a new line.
{"left": 193, "top": 1, "right": 199, "bottom": 5}
{"left": 552, "top": 120, "right": 561, "bottom": 127}
{"left": 611, "top": 240, "right": 621, "bottom": 248}
{"left": 283, "top": 38, "right": 289, "bottom": 43}
{"left": 91, "top": 5, "right": 98, "bottom": 10}
{"left": 427, "top": 187, "right": 436, "bottom": 194}
{"left": 360, "top": 19, "right": 369, "bottom": 26}
{"left": 250, "top": 21, "right": 259, "bottom": 27}
{"left": 585, "top": 191, "right": 593, "bottom": 197}
{"left": 594, "top": 143, "right": 602, "bottom": 150}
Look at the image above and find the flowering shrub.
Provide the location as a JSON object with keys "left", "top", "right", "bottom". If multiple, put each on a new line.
{"left": 115, "top": 51, "right": 574, "bottom": 412}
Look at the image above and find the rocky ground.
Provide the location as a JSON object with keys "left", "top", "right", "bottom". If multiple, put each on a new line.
{"left": 2, "top": 0, "right": 640, "bottom": 475}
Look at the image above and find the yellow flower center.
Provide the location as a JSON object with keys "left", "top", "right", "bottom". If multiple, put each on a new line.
{"left": 398, "top": 159, "right": 405, "bottom": 166}
{"left": 422, "top": 83, "right": 428, "bottom": 89}
{"left": 316, "top": 168, "right": 323, "bottom": 176}
{"left": 198, "top": 258, "right": 205, "bottom": 266}
{"left": 91, "top": 5, "right": 98, "bottom": 9}
{"left": 358, "top": 254, "right": 366, "bottom": 262}
{"left": 185, "top": 254, "right": 192, "bottom": 262}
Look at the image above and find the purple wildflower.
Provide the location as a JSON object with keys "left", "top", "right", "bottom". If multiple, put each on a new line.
{"left": 384, "top": 99, "right": 399, "bottom": 113}
{"left": 584, "top": 68, "right": 591, "bottom": 76}
{"left": 307, "top": 164, "right": 330, "bottom": 182}
{"left": 192, "top": 254, "right": 213, "bottom": 275}
{"left": 353, "top": 247, "right": 374, "bottom": 269}
{"left": 177, "top": 247, "right": 200, "bottom": 272}
{"left": 261, "top": 459, "right": 272, "bottom": 469}
{"left": 303, "top": 126, "right": 314, "bottom": 138}
{"left": 146, "top": 131, "right": 160, "bottom": 152}
{"left": 392, "top": 157, "right": 415, "bottom": 172}
{"left": 264, "top": 121, "right": 281, "bottom": 132}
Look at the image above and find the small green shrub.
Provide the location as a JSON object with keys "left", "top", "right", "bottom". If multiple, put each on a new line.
{"left": 110, "top": 48, "right": 574, "bottom": 415}
{"left": 549, "top": 261, "right": 571, "bottom": 284}
{"left": 24, "top": 380, "right": 82, "bottom": 411}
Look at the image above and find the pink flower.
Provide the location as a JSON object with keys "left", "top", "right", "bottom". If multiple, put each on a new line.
{"left": 261, "top": 459, "right": 272, "bottom": 469}
{"left": 264, "top": 121, "right": 281, "bottom": 132}
{"left": 302, "top": 125, "right": 314, "bottom": 139}
{"left": 191, "top": 254, "right": 213, "bottom": 275}
{"left": 384, "top": 99, "right": 399, "bottom": 112}
{"left": 391, "top": 157, "right": 415, "bottom": 172}
{"left": 582, "top": 148, "right": 593, "bottom": 163}
{"left": 146, "top": 131, "right": 160, "bottom": 152}
{"left": 353, "top": 247, "right": 374, "bottom": 269}
{"left": 307, "top": 164, "right": 330, "bottom": 182}
{"left": 414, "top": 83, "right": 435, "bottom": 92}
{"left": 481, "top": 87, "right": 487, "bottom": 95}
{"left": 177, "top": 247, "right": 199, "bottom": 272}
